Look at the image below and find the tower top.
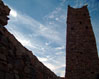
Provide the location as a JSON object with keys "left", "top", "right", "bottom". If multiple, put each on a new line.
{"left": 67, "top": 5, "right": 90, "bottom": 24}
{"left": 65, "top": 5, "right": 99, "bottom": 79}
{"left": 68, "top": 5, "right": 88, "bottom": 9}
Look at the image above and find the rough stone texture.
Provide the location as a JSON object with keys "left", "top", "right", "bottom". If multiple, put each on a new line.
{"left": 0, "top": 0, "right": 10, "bottom": 26}
{"left": 0, "top": 0, "right": 61, "bottom": 79}
{"left": 65, "top": 5, "right": 99, "bottom": 79}
{"left": 60, "top": 77, "right": 65, "bottom": 79}
{"left": 0, "top": 24, "right": 60, "bottom": 79}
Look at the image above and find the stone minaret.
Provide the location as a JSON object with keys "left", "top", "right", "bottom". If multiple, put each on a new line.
{"left": 65, "top": 5, "right": 99, "bottom": 79}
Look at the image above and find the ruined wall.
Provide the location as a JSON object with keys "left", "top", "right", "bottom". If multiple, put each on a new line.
{"left": 0, "top": 0, "right": 10, "bottom": 26}
{"left": 0, "top": 0, "right": 60, "bottom": 79}
{"left": 65, "top": 5, "right": 99, "bottom": 79}
{"left": 0, "top": 27, "right": 60, "bottom": 79}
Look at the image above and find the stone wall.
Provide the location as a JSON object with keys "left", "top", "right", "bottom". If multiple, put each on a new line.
{"left": 0, "top": 0, "right": 60, "bottom": 79}
{"left": 65, "top": 5, "right": 99, "bottom": 79}
{"left": 1, "top": 0, "right": 99, "bottom": 79}
{"left": 0, "top": 0, "right": 10, "bottom": 26}
{"left": 0, "top": 27, "right": 60, "bottom": 79}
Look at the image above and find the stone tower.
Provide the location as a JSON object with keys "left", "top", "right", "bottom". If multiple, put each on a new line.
{"left": 65, "top": 5, "right": 99, "bottom": 79}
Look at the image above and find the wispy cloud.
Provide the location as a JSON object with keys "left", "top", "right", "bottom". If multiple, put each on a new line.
{"left": 10, "top": 9, "right": 17, "bottom": 17}
{"left": 55, "top": 46, "right": 65, "bottom": 50}
{"left": 6, "top": 7, "right": 66, "bottom": 77}
{"left": 38, "top": 56, "right": 65, "bottom": 77}
{"left": 4, "top": 0, "right": 99, "bottom": 77}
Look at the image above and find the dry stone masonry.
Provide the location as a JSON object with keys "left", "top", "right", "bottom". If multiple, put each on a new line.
{"left": 0, "top": 0, "right": 61, "bottom": 79}
{"left": 0, "top": 0, "right": 99, "bottom": 79}
{"left": 0, "top": 0, "right": 10, "bottom": 26}
{"left": 0, "top": 27, "right": 61, "bottom": 79}
{"left": 65, "top": 5, "right": 99, "bottom": 79}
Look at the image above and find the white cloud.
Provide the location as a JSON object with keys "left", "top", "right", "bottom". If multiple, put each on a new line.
{"left": 49, "top": 21, "right": 54, "bottom": 25}
{"left": 56, "top": 52, "right": 64, "bottom": 55}
{"left": 38, "top": 24, "right": 62, "bottom": 42}
{"left": 55, "top": 18, "right": 59, "bottom": 21}
{"left": 10, "top": 9, "right": 17, "bottom": 17}
{"left": 9, "top": 11, "right": 63, "bottom": 44}
{"left": 7, "top": 27, "right": 38, "bottom": 49}
{"left": 43, "top": 61, "right": 65, "bottom": 71}
{"left": 43, "top": 61, "right": 65, "bottom": 77}
{"left": 44, "top": 62, "right": 56, "bottom": 70}
{"left": 49, "top": 15, "right": 54, "bottom": 18}
{"left": 6, "top": 7, "right": 66, "bottom": 77}
{"left": 45, "top": 42, "right": 50, "bottom": 46}
{"left": 44, "top": 6, "right": 66, "bottom": 25}
{"left": 38, "top": 57, "right": 48, "bottom": 62}
{"left": 5, "top": 0, "right": 99, "bottom": 77}
{"left": 55, "top": 46, "right": 65, "bottom": 50}
{"left": 39, "top": 24, "right": 48, "bottom": 31}
{"left": 55, "top": 69, "right": 65, "bottom": 77}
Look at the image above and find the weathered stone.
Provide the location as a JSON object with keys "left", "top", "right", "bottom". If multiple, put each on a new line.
{"left": 0, "top": 53, "right": 7, "bottom": 61}
{"left": 8, "top": 64, "right": 13, "bottom": 71}
{"left": 5, "top": 73, "right": 14, "bottom": 79}
{"left": 1, "top": 0, "right": 98, "bottom": 79}
{"left": 0, "top": 62, "right": 8, "bottom": 72}
{"left": 0, "top": 1, "right": 60, "bottom": 79}
{"left": 65, "top": 5, "right": 99, "bottom": 79}
{"left": 14, "top": 58, "right": 24, "bottom": 71}
{"left": 7, "top": 55, "right": 15, "bottom": 64}
{"left": 24, "top": 66, "right": 30, "bottom": 73}
{"left": 13, "top": 70, "right": 18, "bottom": 74}
{"left": 0, "top": 71, "right": 5, "bottom": 79}
{"left": 0, "top": 25, "right": 60, "bottom": 79}
{"left": 0, "top": 47, "right": 7, "bottom": 55}
{"left": 15, "top": 74, "right": 20, "bottom": 79}
{"left": 0, "top": 0, "right": 10, "bottom": 26}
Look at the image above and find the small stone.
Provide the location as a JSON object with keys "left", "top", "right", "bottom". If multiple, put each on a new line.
{"left": 0, "top": 53, "right": 7, "bottom": 61}
{"left": 24, "top": 66, "right": 30, "bottom": 73}
{"left": 5, "top": 73, "right": 14, "bottom": 79}
{"left": 0, "top": 71, "right": 5, "bottom": 79}
{"left": 13, "top": 70, "right": 18, "bottom": 74}
{"left": 15, "top": 74, "right": 20, "bottom": 79}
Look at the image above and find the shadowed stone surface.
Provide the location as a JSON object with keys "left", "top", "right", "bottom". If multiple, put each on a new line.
{"left": 0, "top": 18, "right": 60, "bottom": 79}
{"left": 0, "top": 0, "right": 10, "bottom": 26}
{"left": 65, "top": 5, "right": 99, "bottom": 79}
{"left": 1, "top": 0, "right": 99, "bottom": 79}
{"left": 0, "top": 26, "right": 62, "bottom": 79}
{"left": 0, "top": 0, "right": 61, "bottom": 79}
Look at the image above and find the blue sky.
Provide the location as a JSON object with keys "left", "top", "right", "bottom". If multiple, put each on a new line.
{"left": 3, "top": 0, "right": 99, "bottom": 77}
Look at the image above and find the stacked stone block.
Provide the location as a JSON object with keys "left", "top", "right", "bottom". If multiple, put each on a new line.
{"left": 65, "top": 5, "right": 99, "bottom": 79}
{"left": 0, "top": 0, "right": 60, "bottom": 79}
{"left": 0, "top": 0, "right": 10, "bottom": 26}
{"left": 0, "top": 27, "right": 61, "bottom": 79}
